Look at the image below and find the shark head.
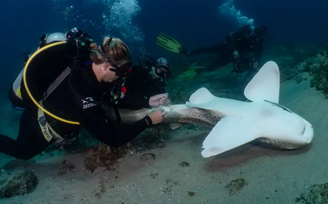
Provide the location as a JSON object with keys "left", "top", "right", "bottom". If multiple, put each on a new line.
{"left": 186, "top": 61, "right": 314, "bottom": 158}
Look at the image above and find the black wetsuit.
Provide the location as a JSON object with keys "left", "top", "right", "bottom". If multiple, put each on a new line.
{"left": 0, "top": 43, "right": 152, "bottom": 160}
{"left": 188, "top": 25, "right": 266, "bottom": 72}
{"left": 117, "top": 65, "right": 166, "bottom": 110}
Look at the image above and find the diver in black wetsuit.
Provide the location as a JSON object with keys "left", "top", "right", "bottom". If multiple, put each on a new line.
{"left": 117, "top": 56, "right": 172, "bottom": 110}
{"left": 182, "top": 24, "right": 268, "bottom": 73}
{"left": 1, "top": 28, "right": 169, "bottom": 160}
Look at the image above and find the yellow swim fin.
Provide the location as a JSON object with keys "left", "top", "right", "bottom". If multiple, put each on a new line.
{"left": 156, "top": 33, "right": 182, "bottom": 53}
{"left": 178, "top": 68, "right": 197, "bottom": 80}
{"left": 178, "top": 66, "right": 204, "bottom": 80}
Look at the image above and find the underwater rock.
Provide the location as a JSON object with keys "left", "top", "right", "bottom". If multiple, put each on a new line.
{"left": 82, "top": 143, "right": 131, "bottom": 173}
{"left": 187, "top": 191, "right": 196, "bottom": 196}
{"left": 179, "top": 161, "right": 190, "bottom": 167}
{"left": 226, "top": 178, "right": 248, "bottom": 195}
{"left": 140, "top": 153, "right": 155, "bottom": 161}
{"left": 0, "top": 170, "right": 38, "bottom": 199}
{"left": 296, "top": 182, "right": 328, "bottom": 204}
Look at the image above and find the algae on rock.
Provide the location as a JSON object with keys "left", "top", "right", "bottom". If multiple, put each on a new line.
{"left": 308, "top": 51, "right": 328, "bottom": 96}
{"left": 0, "top": 170, "right": 38, "bottom": 199}
{"left": 296, "top": 182, "right": 328, "bottom": 204}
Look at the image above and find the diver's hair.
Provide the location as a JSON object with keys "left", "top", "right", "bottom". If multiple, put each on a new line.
{"left": 90, "top": 37, "right": 131, "bottom": 65}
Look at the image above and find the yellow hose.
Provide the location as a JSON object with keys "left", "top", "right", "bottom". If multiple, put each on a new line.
{"left": 23, "top": 41, "right": 80, "bottom": 125}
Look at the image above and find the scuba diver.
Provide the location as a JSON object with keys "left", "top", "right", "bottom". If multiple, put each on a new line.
{"left": 117, "top": 55, "right": 172, "bottom": 110}
{"left": 156, "top": 24, "right": 269, "bottom": 78}
{"left": 2, "top": 28, "right": 169, "bottom": 160}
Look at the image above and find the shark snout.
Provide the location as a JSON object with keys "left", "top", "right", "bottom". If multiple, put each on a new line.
{"left": 301, "top": 123, "right": 314, "bottom": 144}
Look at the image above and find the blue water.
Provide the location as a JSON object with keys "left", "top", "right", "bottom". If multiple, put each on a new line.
{"left": 0, "top": 0, "right": 327, "bottom": 201}
{"left": 0, "top": 0, "right": 326, "bottom": 77}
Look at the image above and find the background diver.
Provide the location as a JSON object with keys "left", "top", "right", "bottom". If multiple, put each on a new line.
{"left": 156, "top": 24, "right": 269, "bottom": 77}
{"left": 3, "top": 28, "right": 169, "bottom": 160}
{"left": 117, "top": 54, "right": 172, "bottom": 110}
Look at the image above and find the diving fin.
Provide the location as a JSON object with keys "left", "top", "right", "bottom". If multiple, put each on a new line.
{"left": 156, "top": 33, "right": 182, "bottom": 53}
{"left": 178, "top": 68, "right": 197, "bottom": 80}
{"left": 178, "top": 66, "right": 204, "bottom": 80}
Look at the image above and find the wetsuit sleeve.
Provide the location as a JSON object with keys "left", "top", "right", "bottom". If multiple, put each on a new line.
{"left": 188, "top": 42, "right": 223, "bottom": 56}
{"left": 77, "top": 104, "right": 152, "bottom": 147}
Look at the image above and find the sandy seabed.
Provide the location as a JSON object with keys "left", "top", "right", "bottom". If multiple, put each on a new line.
{"left": 0, "top": 78, "right": 327, "bottom": 204}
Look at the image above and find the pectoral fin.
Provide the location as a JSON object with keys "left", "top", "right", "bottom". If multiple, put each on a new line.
{"left": 201, "top": 116, "right": 259, "bottom": 158}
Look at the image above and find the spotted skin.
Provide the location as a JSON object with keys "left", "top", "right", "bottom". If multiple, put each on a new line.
{"left": 106, "top": 105, "right": 223, "bottom": 128}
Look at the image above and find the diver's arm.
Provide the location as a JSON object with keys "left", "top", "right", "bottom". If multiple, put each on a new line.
{"left": 188, "top": 42, "right": 223, "bottom": 56}
{"left": 78, "top": 105, "right": 152, "bottom": 147}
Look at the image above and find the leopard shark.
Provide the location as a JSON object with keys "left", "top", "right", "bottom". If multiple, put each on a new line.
{"left": 186, "top": 61, "right": 314, "bottom": 158}
{"left": 107, "top": 61, "right": 314, "bottom": 158}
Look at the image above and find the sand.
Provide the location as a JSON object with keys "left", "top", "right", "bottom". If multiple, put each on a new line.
{"left": 0, "top": 77, "right": 328, "bottom": 204}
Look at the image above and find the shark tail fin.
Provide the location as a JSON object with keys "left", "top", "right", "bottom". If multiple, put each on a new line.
{"left": 189, "top": 87, "right": 217, "bottom": 105}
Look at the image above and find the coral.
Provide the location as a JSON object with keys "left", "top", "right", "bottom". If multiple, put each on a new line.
{"left": 307, "top": 51, "right": 328, "bottom": 96}
{"left": 296, "top": 182, "right": 328, "bottom": 204}
{"left": 226, "top": 178, "right": 247, "bottom": 195}
{"left": 0, "top": 170, "right": 38, "bottom": 199}
{"left": 82, "top": 143, "right": 132, "bottom": 173}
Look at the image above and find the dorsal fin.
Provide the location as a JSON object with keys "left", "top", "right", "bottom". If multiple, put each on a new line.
{"left": 189, "top": 87, "right": 216, "bottom": 104}
{"left": 244, "top": 61, "right": 280, "bottom": 103}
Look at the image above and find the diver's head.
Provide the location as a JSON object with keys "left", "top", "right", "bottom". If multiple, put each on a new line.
{"left": 90, "top": 37, "right": 132, "bottom": 83}
{"left": 255, "top": 25, "right": 267, "bottom": 35}
{"left": 246, "top": 25, "right": 267, "bottom": 47}
{"left": 150, "top": 57, "right": 171, "bottom": 81}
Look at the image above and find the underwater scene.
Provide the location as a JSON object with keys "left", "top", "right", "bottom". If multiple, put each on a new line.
{"left": 0, "top": 0, "right": 328, "bottom": 203}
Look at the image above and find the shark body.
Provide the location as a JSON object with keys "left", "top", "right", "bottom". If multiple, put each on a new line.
{"left": 186, "top": 61, "right": 314, "bottom": 158}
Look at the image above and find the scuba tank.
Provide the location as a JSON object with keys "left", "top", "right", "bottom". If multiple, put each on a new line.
{"left": 8, "top": 32, "right": 67, "bottom": 110}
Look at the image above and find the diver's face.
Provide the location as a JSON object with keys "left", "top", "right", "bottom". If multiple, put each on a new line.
{"left": 155, "top": 67, "right": 169, "bottom": 79}
{"left": 102, "top": 63, "right": 119, "bottom": 82}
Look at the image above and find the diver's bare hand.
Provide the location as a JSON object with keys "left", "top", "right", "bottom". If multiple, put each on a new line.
{"left": 149, "top": 94, "right": 170, "bottom": 106}
{"left": 148, "top": 109, "right": 167, "bottom": 124}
